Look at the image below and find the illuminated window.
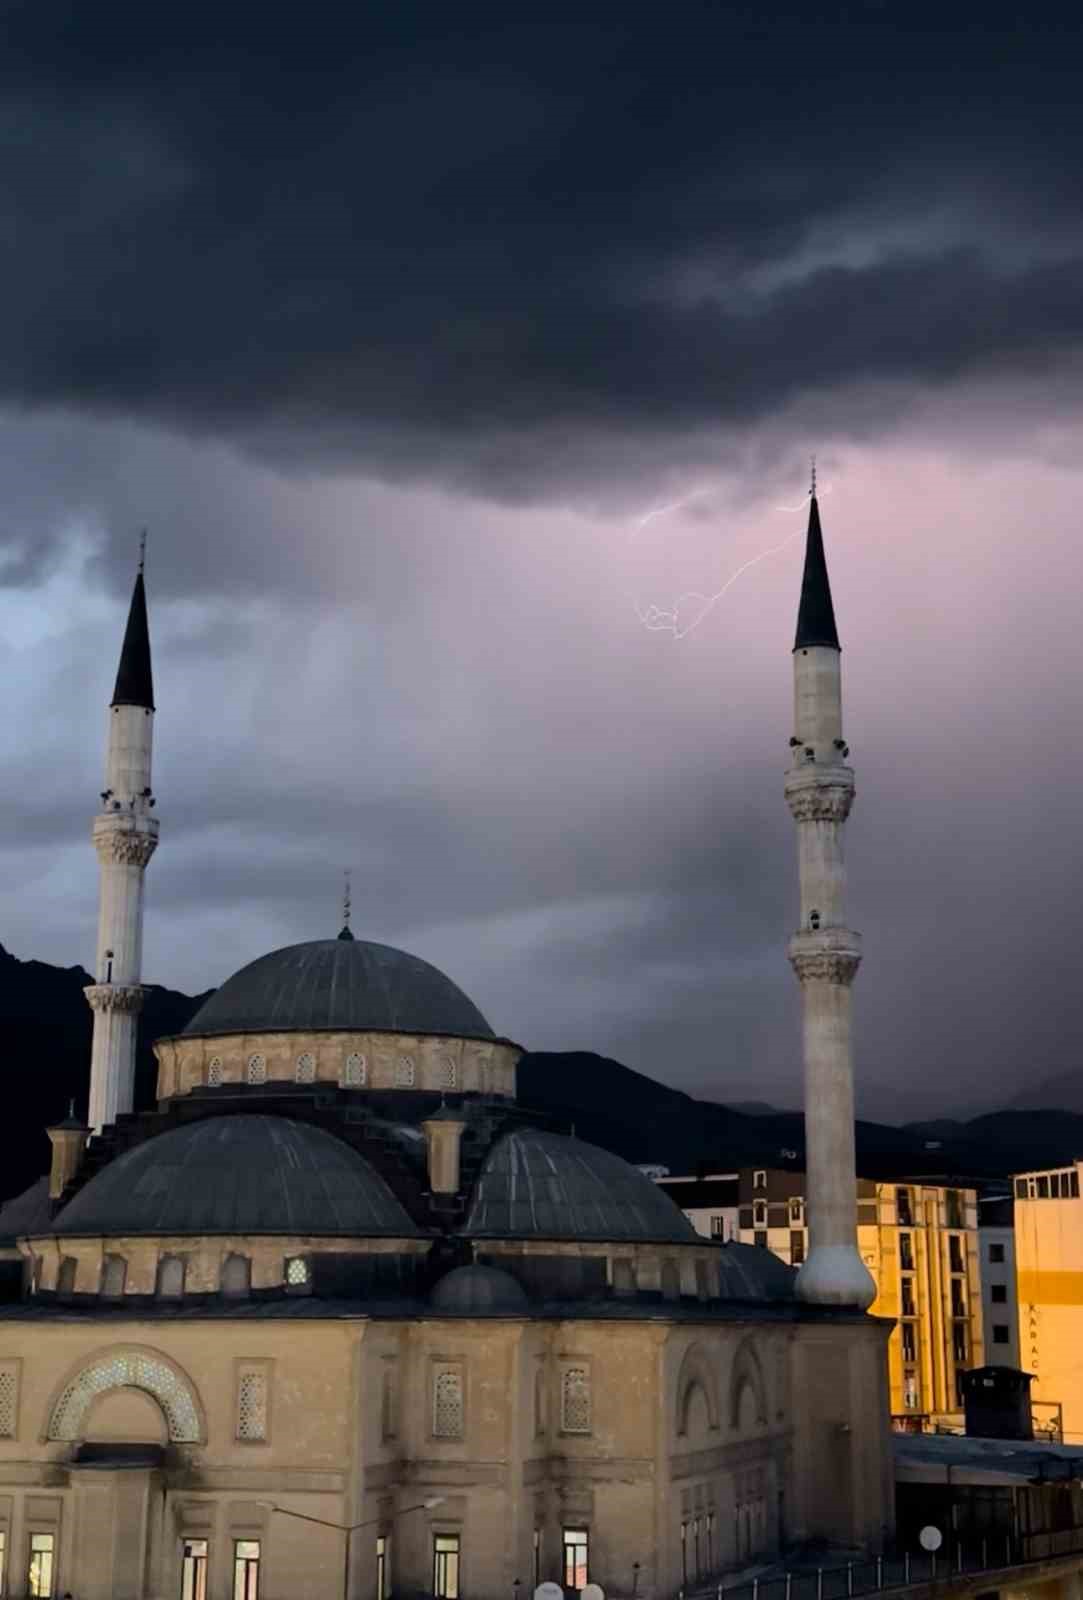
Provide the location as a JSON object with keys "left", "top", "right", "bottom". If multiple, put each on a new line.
{"left": 563, "top": 1528, "right": 589, "bottom": 1590}
{"left": 233, "top": 1540, "right": 260, "bottom": 1600}
{"left": 753, "top": 1203, "right": 767, "bottom": 1227}
{"left": 295, "top": 1052, "right": 316, "bottom": 1083}
{"left": 0, "top": 1531, "right": 5, "bottom": 1598}
{"left": 285, "top": 1256, "right": 311, "bottom": 1290}
{"left": 246, "top": 1054, "right": 266, "bottom": 1086}
{"left": 903, "top": 1370, "right": 920, "bottom": 1410}
{"left": 710, "top": 1215, "right": 726, "bottom": 1238}
{"left": 560, "top": 1366, "right": 591, "bottom": 1434}
{"left": 376, "top": 1534, "right": 392, "bottom": 1600}
{"left": 344, "top": 1052, "right": 366, "bottom": 1087}
{"left": 395, "top": 1056, "right": 416, "bottom": 1088}
{"left": 182, "top": 1538, "right": 208, "bottom": 1600}
{"left": 236, "top": 1367, "right": 268, "bottom": 1441}
{"left": 0, "top": 1360, "right": 19, "bottom": 1438}
{"left": 901, "top": 1323, "right": 918, "bottom": 1362}
{"left": 433, "top": 1534, "right": 459, "bottom": 1600}
{"left": 753, "top": 1171, "right": 767, "bottom": 1189}
{"left": 899, "top": 1232, "right": 914, "bottom": 1270}
{"left": 28, "top": 1533, "right": 54, "bottom": 1599}
{"left": 433, "top": 1367, "right": 464, "bottom": 1438}
{"left": 207, "top": 1057, "right": 223, "bottom": 1086}
{"left": 901, "top": 1278, "right": 916, "bottom": 1317}
{"left": 789, "top": 1199, "right": 803, "bottom": 1224}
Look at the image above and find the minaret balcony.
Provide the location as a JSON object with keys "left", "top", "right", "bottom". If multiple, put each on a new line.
{"left": 784, "top": 763, "right": 854, "bottom": 824}
{"left": 92, "top": 811, "right": 159, "bottom": 867}
{"left": 788, "top": 926, "right": 861, "bottom": 986}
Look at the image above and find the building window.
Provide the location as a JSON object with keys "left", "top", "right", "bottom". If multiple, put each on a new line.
{"left": 1015, "top": 1178, "right": 1027, "bottom": 1199}
{"left": 157, "top": 1256, "right": 186, "bottom": 1298}
{"left": 376, "top": 1534, "right": 391, "bottom": 1600}
{"left": 1072, "top": 1171, "right": 1080, "bottom": 1198}
{"left": 951, "top": 1280, "right": 967, "bottom": 1318}
{"left": 901, "top": 1277, "right": 916, "bottom": 1317}
{"left": 952, "top": 1322, "right": 968, "bottom": 1364}
{"left": 236, "top": 1367, "right": 268, "bottom": 1441}
{"left": 560, "top": 1365, "right": 592, "bottom": 1434}
{"left": 28, "top": 1533, "right": 54, "bottom": 1599}
{"left": 563, "top": 1528, "right": 589, "bottom": 1590}
{"left": 790, "top": 1230, "right": 805, "bottom": 1264}
{"left": 56, "top": 1257, "right": 77, "bottom": 1297}
{"left": 181, "top": 1538, "right": 209, "bottom": 1600}
{"left": 903, "top": 1371, "right": 920, "bottom": 1411}
{"left": 433, "top": 1367, "right": 464, "bottom": 1438}
{"left": 946, "top": 1190, "right": 964, "bottom": 1228}
{"left": 285, "top": 1255, "right": 311, "bottom": 1291}
{"left": 0, "top": 1360, "right": 19, "bottom": 1438}
{"left": 710, "top": 1215, "right": 726, "bottom": 1238}
{"left": 533, "top": 1530, "right": 541, "bottom": 1589}
{"left": 989, "top": 1242, "right": 1006, "bottom": 1264}
{"left": 0, "top": 1531, "right": 5, "bottom": 1599}
{"left": 440, "top": 1057, "right": 458, "bottom": 1090}
{"left": 381, "top": 1367, "right": 397, "bottom": 1441}
{"left": 246, "top": 1054, "right": 266, "bottom": 1086}
{"left": 295, "top": 1052, "right": 316, "bottom": 1083}
{"left": 1037, "top": 1175, "right": 1050, "bottom": 1198}
{"left": 221, "top": 1254, "right": 251, "bottom": 1298}
{"left": 753, "top": 1202, "right": 767, "bottom": 1227}
{"left": 207, "top": 1056, "right": 223, "bottom": 1086}
{"left": 789, "top": 1199, "right": 804, "bottom": 1224}
{"left": 897, "top": 1188, "right": 913, "bottom": 1226}
{"left": 993, "top": 1324, "right": 1011, "bottom": 1345}
{"left": 344, "top": 1052, "right": 366, "bottom": 1087}
{"left": 100, "top": 1254, "right": 126, "bottom": 1292}
{"left": 949, "top": 1235, "right": 965, "bottom": 1274}
{"left": 433, "top": 1534, "right": 460, "bottom": 1600}
{"left": 395, "top": 1055, "right": 416, "bottom": 1087}
{"left": 233, "top": 1540, "right": 260, "bottom": 1600}
{"left": 754, "top": 1230, "right": 768, "bottom": 1248}
{"left": 991, "top": 1282, "right": 1007, "bottom": 1304}
{"left": 753, "top": 1171, "right": 767, "bottom": 1189}
{"left": 901, "top": 1323, "right": 918, "bottom": 1363}
{"left": 899, "top": 1231, "right": 914, "bottom": 1271}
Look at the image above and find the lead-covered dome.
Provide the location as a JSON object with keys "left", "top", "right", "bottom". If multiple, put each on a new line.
{"left": 51, "top": 1114, "right": 423, "bottom": 1238}
{"left": 464, "top": 1129, "right": 698, "bottom": 1244}
{"left": 183, "top": 938, "right": 494, "bottom": 1040}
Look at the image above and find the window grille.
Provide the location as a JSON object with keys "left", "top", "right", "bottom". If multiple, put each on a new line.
{"left": 233, "top": 1540, "right": 260, "bottom": 1600}
{"left": 285, "top": 1256, "right": 310, "bottom": 1288}
{"left": 28, "top": 1533, "right": 53, "bottom": 1599}
{"left": 433, "top": 1367, "right": 464, "bottom": 1437}
{"left": 295, "top": 1052, "right": 315, "bottom": 1083}
{"left": 246, "top": 1054, "right": 266, "bottom": 1085}
{"left": 182, "top": 1538, "right": 208, "bottom": 1600}
{"left": 344, "top": 1052, "right": 366, "bottom": 1086}
{"left": 440, "top": 1057, "right": 458, "bottom": 1090}
{"left": 237, "top": 1369, "right": 268, "bottom": 1440}
{"left": 0, "top": 1361, "right": 18, "bottom": 1438}
{"left": 48, "top": 1351, "right": 200, "bottom": 1441}
{"left": 207, "top": 1056, "right": 223, "bottom": 1086}
{"left": 395, "top": 1055, "right": 416, "bottom": 1087}
{"left": 561, "top": 1366, "right": 591, "bottom": 1433}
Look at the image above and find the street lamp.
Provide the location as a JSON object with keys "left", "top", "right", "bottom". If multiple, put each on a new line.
{"left": 257, "top": 1495, "right": 445, "bottom": 1600}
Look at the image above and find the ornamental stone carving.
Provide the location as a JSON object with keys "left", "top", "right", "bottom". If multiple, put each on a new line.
{"left": 788, "top": 950, "right": 861, "bottom": 986}
{"left": 92, "top": 821, "right": 159, "bottom": 868}
{"left": 785, "top": 786, "right": 854, "bottom": 824}
{"left": 84, "top": 984, "right": 145, "bottom": 1014}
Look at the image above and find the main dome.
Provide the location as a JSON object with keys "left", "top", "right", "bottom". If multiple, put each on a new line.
{"left": 52, "top": 1114, "right": 423, "bottom": 1238}
{"left": 183, "top": 938, "right": 495, "bottom": 1040}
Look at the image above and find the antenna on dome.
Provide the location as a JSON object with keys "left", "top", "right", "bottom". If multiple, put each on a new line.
{"left": 138, "top": 528, "right": 147, "bottom": 574}
{"left": 338, "top": 869, "right": 354, "bottom": 941}
{"left": 810, "top": 456, "right": 817, "bottom": 499}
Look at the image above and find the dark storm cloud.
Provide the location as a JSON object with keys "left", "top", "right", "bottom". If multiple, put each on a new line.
{"left": 2, "top": 3, "right": 1083, "bottom": 511}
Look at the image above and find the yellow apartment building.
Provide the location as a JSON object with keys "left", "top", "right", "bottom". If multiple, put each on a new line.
{"left": 659, "top": 1168, "right": 985, "bottom": 1429}
{"left": 1013, "top": 1160, "right": 1083, "bottom": 1443}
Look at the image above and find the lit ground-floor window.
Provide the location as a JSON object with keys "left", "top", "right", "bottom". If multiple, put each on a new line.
{"left": 28, "top": 1532, "right": 54, "bottom": 1598}
{"left": 563, "top": 1527, "right": 589, "bottom": 1590}
{"left": 182, "top": 1538, "right": 208, "bottom": 1600}
{"left": 433, "top": 1533, "right": 460, "bottom": 1599}
{"left": 233, "top": 1539, "right": 260, "bottom": 1600}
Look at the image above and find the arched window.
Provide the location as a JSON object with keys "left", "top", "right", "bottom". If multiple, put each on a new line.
{"left": 47, "top": 1349, "right": 201, "bottom": 1442}
{"left": 440, "top": 1057, "right": 458, "bottom": 1090}
{"left": 534, "top": 1366, "right": 546, "bottom": 1437}
{"left": 395, "top": 1056, "right": 416, "bottom": 1088}
{"left": 56, "top": 1257, "right": 77, "bottom": 1298}
{"left": 101, "top": 1255, "right": 127, "bottom": 1298}
{"left": 285, "top": 1256, "right": 311, "bottom": 1291}
{"left": 295, "top": 1052, "right": 316, "bottom": 1083}
{"left": 432, "top": 1367, "right": 464, "bottom": 1438}
{"left": 560, "top": 1366, "right": 591, "bottom": 1434}
{"left": 207, "top": 1056, "right": 223, "bottom": 1087}
{"left": 246, "top": 1054, "right": 267, "bottom": 1085}
{"left": 157, "top": 1256, "right": 186, "bottom": 1299}
{"left": 344, "top": 1052, "right": 366, "bottom": 1087}
{"left": 221, "top": 1254, "right": 251, "bottom": 1298}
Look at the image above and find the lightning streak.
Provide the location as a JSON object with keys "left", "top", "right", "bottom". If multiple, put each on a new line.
{"left": 632, "top": 524, "right": 806, "bottom": 640}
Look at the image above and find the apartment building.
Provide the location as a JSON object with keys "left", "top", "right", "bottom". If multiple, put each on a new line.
{"left": 1012, "top": 1160, "right": 1083, "bottom": 1443}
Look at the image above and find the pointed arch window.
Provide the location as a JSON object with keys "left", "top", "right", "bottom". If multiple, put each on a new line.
{"left": 221, "top": 1254, "right": 251, "bottom": 1298}
{"left": 344, "top": 1052, "right": 366, "bottom": 1087}
{"left": 207, "top": 1056, "right": 223, "bottom": 1087}
{"left": 295, "top": 1053, "right": 316, "bottom": 1083}
{"left": 395, "top": 1056, "right": 416, "bottom": 1088}
{"left": 440, "top": 1057, "right": 458, "bottom": 1090}
{"left": 246, "top": 1054, "right": 266, "bottom": 1085}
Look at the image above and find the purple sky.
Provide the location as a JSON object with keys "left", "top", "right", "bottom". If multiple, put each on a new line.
{"left": 1, "top": 4, "right": 1081, "bottom": 1120}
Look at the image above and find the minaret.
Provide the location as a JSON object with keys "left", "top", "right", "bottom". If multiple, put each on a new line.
{"left": 785, "top": 480, "right": 875, "bottom": 1308}
{"left": 85, "top": 548, "right": 159, "bottom": 1134}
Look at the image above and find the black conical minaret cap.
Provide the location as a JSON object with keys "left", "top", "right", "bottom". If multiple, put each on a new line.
{"left": 111, "top": 570, "right": 155, "bottom": 709}
{"left": 793, "top": 496, "right": 840, "bottom": 651}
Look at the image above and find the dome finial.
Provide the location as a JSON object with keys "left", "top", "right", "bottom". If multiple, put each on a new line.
{"left": 810, "top": 455, "right": 816, "bottom": 499}
{"left": 337, "top": 868, "right": 354, "bottom": 941}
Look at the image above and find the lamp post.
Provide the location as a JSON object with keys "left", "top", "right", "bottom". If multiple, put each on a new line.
{"left": 257, "top": 1495, "right": 445, "bottom": 1600}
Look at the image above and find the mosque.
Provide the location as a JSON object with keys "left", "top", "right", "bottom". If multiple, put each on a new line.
{"left": 0, "top": 499, "right": 893, "bottom": 1600}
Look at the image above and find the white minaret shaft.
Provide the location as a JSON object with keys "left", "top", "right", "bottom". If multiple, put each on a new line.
{"left": 785, "top": 495, "right": 875, "bottom": 1308}
{"left": 86, "top": 565, "right": 159, "bottom": 1134}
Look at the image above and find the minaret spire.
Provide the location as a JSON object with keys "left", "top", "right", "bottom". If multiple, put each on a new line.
{"left": 785, "top": 495, "right": 874, "bottom": 1308}
{"left": 337, "top": 869, "right": 355, "bottom": 941}
{"left": 85, "top": 547, "right": 160, "bottom": 1133}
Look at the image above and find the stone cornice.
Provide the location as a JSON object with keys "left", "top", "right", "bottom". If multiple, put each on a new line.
{"left": 788, "top": 930, "right": 861, "bottom": 987}
{"left": 84, "top": 984, "right": 145, "bottom": 1014}
{"left": 784, "top": 766, "right": 854, "bottom": 824}
{"left": 92, "top": 816, "right": 159, "bottom": 867}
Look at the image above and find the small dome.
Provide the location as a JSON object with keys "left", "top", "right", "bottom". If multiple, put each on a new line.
{"left": 430, "top": 1263, "right": 529, "bottom": 1314}
{"left": 464, "top": 1129, "right": 698, "bottom": 1244}
{"left": 51, "top": 1114, "right": 422, "bottom": 1238}
{"left": 182, "top": 939, "right": 494, "bottom": 1040}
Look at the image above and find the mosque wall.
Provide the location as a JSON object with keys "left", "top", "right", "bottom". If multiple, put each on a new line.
{"left": 154, "top": 1029, "right": 519, "bottom": 1100}
{"left": 0, "top": 1309, "right": 892, "bottom": 1599}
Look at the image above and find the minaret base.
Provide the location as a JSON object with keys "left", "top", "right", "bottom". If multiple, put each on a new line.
{"left": 796, "top": 1245, "right": 876, "bottom": 1309}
